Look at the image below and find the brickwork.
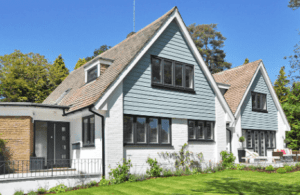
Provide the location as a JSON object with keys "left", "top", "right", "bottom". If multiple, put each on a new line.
{"left": 0, "top": 116, "right": 33, "bottom": 172}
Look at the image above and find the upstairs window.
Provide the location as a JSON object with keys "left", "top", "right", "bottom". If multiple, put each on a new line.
{"left": 87, "top": 66, "right": 98, "bottom": 83}
{"left": 252, "top": 92, "right": 267, "bottom": 112}
{"left": 151, "top": 56, "right": 194, "bottom": 92}
{"left": 188, "top": 120, "right": 214, "bottom": 141}
{"left": 82, "top": 115, "right": 95, "bottom": 147}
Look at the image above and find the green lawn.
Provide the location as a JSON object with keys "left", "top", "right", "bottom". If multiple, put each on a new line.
{"left": 65, "top": 170, "right": 300, "bottom": 195}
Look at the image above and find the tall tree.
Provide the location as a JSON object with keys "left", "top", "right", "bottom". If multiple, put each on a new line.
{"left": 0, "top": 50, "right": 52, "bottom": 103}
{"left": 244, "top": 58, "right": 249, "bottom": 64}
{"left": 188, "top": 23, "right": 232, "bottom": 73}
{"left": 285, "top": 39, "right": 300, "bottom": 82}
{"left": 74, "top": 58, "right": 87, "bottom": 70}
{"left": 288, "top": 0, "right": 300, "bottom": 10}
{"left": 85, "top": 45, "right": 111, "bottom": 62}
{"left": 49, "top": 54, "right": 69, "bottom": 87}
{"left": 274, "top": 66, "right": 290, "bottom": 104}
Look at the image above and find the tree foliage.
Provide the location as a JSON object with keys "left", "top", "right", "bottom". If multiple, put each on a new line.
{"left": 274, "top": 66, "right": 290, "bottom": 104}
{"left": 49, "top": 54, "right": 69, "bottom": 87}
{"left": 244, "top": 58, "right": 249, "bottom": 64}
{"left": 188, "top": 23, "right": 232, "bottom": 73}
{"left": 74, "top": 58, "right": 87, "bottom": 70}
{"left": 0, "top": 50, "right": 53, "bottom": 103}
{"left": 288, "top": 0, "right": 300, "bottom": 10}
{"left": 85, "top": 45, "right": 111, "bottom": 62}
{"left": 285, "top": 39, "right": 300, "bottom": 82}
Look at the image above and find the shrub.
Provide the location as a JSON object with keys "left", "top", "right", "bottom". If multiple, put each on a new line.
{"left": 48, "top": 184, "right": 67, "bottom": 193}
{"left": 236, "top": 164, "right": 246, "bottom": 170}
{"left": 291, "top": 165, "right": 296, "bottom": 170}
{"left": 109, "top": 158, "right": 132, "bottom": 184}
{"left": 128, "top": 174, "right": 138, "bottom": 182}
{"left": 184, "top": 167, "right": 192, "bottom": 175}
{"left": 296, "top": 162, "right": 300, "bottom": 168}
{"left": 265, "top": 165, "right": 275, "bottom": 171}
{"left": 277, "top": 168, "right": 287, "bottom": 174}
{"left": 27, "top": 190, "right": 36, "bottom": 195}
{"left": 14, "top": 190, "right": 24, "bottom": 195}
{"left": 239, "top": 136, "right": 245, "bottom": 143}
{"left": 146, "top": 158, "right": 163, "bottom": 177}
{"left": 175, "top": 168, "right": 184, "bottom": 176}
{"left": 284, "top": 165, "right": 293, "bottom": 172}
{"left": 162, "top": 169, "right": 173, "bottom": 177}
{"left": 99, "top": 178, "right": 110, "bottom": 186}
{"left": 89, "top": 180, "right": 98, "bottom": 186}
{"left": 220, "top": 151, "right": 236, "bottom": 168}
{"left": 37, "top": 188, "right": 47, "bottom": 194}
{"left": 248, "top": 165, "right": 257, "bottom": 171}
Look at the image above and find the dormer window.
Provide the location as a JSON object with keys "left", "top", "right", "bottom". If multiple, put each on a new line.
{"left": 87, "top": 66, "right": 98, "bottom": 83}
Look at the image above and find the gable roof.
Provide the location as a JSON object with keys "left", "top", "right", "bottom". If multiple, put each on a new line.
{"left": 213, "top": 60, "right": 261, "bottom": 114}
{"left": 43, "top": 7, "right": 177, "bottom": 113}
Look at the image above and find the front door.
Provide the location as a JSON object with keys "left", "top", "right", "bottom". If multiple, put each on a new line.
{"left": 253, "top": 131, "right": 266, "bottom": 156}
{"left": 47, "top": 122, "right": 70, "bottom": 167}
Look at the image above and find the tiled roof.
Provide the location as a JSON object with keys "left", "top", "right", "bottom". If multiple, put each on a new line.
{"left": 43, "top": 7, "right": 177, "bottom": 113}
{"left": 212, "top": 60, "right": 262, "bottom": 114}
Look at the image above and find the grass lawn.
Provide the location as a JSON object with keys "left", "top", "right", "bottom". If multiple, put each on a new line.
{"left": 64, "top": 170, "right": 300, "bottom": 195}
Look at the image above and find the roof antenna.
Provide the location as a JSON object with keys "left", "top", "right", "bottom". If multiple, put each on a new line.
{"left": 133, "top": 0, "right": 135, "bottom": 32}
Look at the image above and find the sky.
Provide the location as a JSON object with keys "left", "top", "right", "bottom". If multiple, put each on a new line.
{"left": 1, "top": 0, "right": 299, "bottom": 83}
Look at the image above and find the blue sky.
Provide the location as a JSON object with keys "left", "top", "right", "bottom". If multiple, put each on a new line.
{"left": 1, "top": 0, "right": 299, "bottom": 83}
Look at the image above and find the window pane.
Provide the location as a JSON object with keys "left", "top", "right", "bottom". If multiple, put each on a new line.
{"left": 206, "top": 122, "right": 213, "bottom": 140}
{"left": 84, "top": 118, "right": 88, "bottom": 144}
{"left": 137, "top": 117, "right": 146, "bottom": 143}
{"left": 262, "top": 94, "right": 267, "bottom": 110}
{"left": 90, "top": 117, "right": 95, "bottom": 144}
{"left": 164, "top": 61, "right": 173, "bottom": 85}
{"left": 88, "top": 67, "right": 98, "bottom": 82}
{"left": 197, "top": 121, "right": 204, "bottom": 139}
{"left": 149, "top": 118, "right": 158, "bottom": 143}
{"left": 161, "top": 119, "right": 170, "bottom": 144}
{"left": 185, "top": 66, "right": 193, "bottom": 88}
{"left": 188, "top": 121, "right": 195, "bottom": 139}
{"left": 266, "top": 131, "right": 270, "bottom": 148}
{"left": 252, "top": 94, "right": 256, "bottom": 109}
{"left": 175, "top": 64, "right": 183, "bottom": 86}
{"left": 257, "top": 94, "right": 261, "bottom": 109}
{"left": 247, "top": 130, "right": 252, "bottom": 148}
{"left": 152, "top": 58, "right": 161, "bottom": 83}
{"left": 272, "top": 132, "right": 276, "bottom": 148}
{"left": 124, "top": 116, "right": 134, "bottom": 143}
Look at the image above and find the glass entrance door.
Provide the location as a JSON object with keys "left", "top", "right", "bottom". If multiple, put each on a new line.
{"left": 253, "top": 131, "right": 266, "bottom": 156}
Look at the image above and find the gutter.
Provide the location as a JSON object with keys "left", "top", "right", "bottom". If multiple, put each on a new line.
{"left": 88, "top": 105, "right": 105, "bottom": 177}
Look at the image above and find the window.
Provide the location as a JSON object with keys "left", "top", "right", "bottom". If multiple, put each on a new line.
{"left": 87, "top": 66, "right": 98, "bottom": 83}
{"left": 123, "top": 115, "right": 172, "bottom": 146}
{"left": 252, "top": 92, "right": 267, "bottom": 112}
{"left": 244, "top": 129, "right": 276, "bottom": 149}
{"left": 82, "top": 115, "right": 95, "bottom": 147}
{"left": 151, "top": 56, "right": 194, "bottom": 92}
{"left": 188, "top": 120, "right": 215, "bottom": 141}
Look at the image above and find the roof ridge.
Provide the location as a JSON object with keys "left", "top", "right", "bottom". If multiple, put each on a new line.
{"left": 213, "top": 59, "right": 262, "bottom": 75}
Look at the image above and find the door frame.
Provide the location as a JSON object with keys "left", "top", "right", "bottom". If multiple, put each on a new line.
{"left": 226, "top": 129, "right": 231, "bottom": 153}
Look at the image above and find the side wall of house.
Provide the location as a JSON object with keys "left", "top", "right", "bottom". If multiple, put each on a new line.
{"left": 241, "top": 70, "right": 278, "bottom": 130}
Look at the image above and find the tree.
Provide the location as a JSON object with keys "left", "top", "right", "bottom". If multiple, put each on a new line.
{"left": 0, "top": 50, "right": 52, "bottom": 103}
{"left": 244, "top": 58, "right": 249, "bottom": 64}
{"left": 288, "top": 0, "right": 300, "bottom": 10}
{"left": 274, "top": 66, "right": 290, "bottom": 104}
{"left": 188, "top": 23, "right": 232, "bottom": 73}
{"left": 49, "top": 54, "right": 69, "bottom": 87}
{"left": 85, "top": 45, "right": 111, "bottom": 62}
{"left": 74, "top": 58, "right": 87, "bottom": 69}
{"left": 285, "top": 39, "right": 300, "bottom": 82}
{"left": 127, "top": 32, "right": 135, "bottom": 38}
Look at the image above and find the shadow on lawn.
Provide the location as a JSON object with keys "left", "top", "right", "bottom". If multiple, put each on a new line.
{"left": 188, "top": 177, "right": 300, "bottom": 195}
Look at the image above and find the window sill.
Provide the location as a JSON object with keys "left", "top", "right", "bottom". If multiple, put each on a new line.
{"left": 124, "top": 144, "right": 173, "bottom": 147}
{"left": 188, "top": 139, "right": 215, "bottom": 142}
{"left": 252, "top": 109, "right": 268, "bottom": 113}
{"left": 82, "top": 145, "right": 95, "bottom": 148}
{"left": 151, "top": 83, "right": 195, "bottom": 94}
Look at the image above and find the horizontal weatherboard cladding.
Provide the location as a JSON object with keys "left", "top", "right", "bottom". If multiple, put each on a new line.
{"left": 241, "top": 70, "right": 278, "bottom": 130}
{"left": 123, "top": 21, "right": 215, "bottom": 121}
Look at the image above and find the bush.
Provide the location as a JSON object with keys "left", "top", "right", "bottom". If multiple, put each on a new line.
{"left": 14, "top": 190, "right": 24, "bottom": 195}
{"left": 284, "top": 166, "right": 293, "bottom": 172}
{"left": 184, "top": 167, "right": 192, "bottom": 175}
{"left": 239, "top": 136, "right": 245, "bottom": 143}
{"left": 265, "top": 165, "right": 275, "bottom": 171}
{"left": 236, "top": 164, "right": 246, "bottom": 170}
{"left": 89, "top": 180, "right": 98, "bottom": 186}
{"left": 296, "top": 162, "right": 300, "bottom": 168}
{"left": 291, "top": 165, "right": 297, "bottom": 170}
{"left": 48, "top": 184, "right": 67, "bottom": 193}
{"left": 162, "top": 169, "right": 173, "bottom": 177}
{"left": 99, "top": 178, "right": 110, "bottom": 186}
{"left": 109, "top": 158, "right": 132, "bottom": 184}
{"left": 277, "top": 168, "right": 287, "bottom": 174}
{"left": 27, "top": 191, "right": 37, "bottom": 195}
{"left": 37, "top": 188, "right": 47, "bottom": 194}
{"left": 220, "top": 151, "right": 236, "bottom": 168}
{"left": 146, "top": 158, "right": 163, "bottom": 177}
{"left": 174, "top": 168, "right": 184, "bottom": 176}
{"left": 249, "top": 165, "right": 257, "bottom": 170}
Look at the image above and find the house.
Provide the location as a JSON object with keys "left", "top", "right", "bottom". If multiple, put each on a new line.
{"left": 0, "top": 6, "right": 291, "bottom": 183}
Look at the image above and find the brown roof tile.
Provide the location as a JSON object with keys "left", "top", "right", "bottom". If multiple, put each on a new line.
{"left": 43, "top": 7, "right": 177, "bottom": 113}
{"left": 213, "top": 60, "right": 261, "bottom": 114}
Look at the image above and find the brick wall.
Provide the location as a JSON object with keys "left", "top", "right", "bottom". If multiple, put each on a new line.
{"left": 0, "top": 116, "right": 33, "bottom": 172}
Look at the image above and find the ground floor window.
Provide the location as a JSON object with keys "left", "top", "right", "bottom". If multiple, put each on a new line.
{"left": 123, "top": 115, "right": 171, "bottom": 146}
{"left": 188, "top": 120, "right": 215, "bottom": 141}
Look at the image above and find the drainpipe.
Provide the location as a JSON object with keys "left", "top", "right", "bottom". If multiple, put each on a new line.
{"left": 88, "top": 105, "right": 105, "bottom": 177}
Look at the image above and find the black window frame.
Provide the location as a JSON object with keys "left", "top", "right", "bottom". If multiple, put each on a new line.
{"left": 244, "top": 129, "right": 276, "bottom": 150}
{"left": 82, "top": 115, "right": 95, "bottom": 147}
{"left": 123, "top": 114, "right": 172, "bottom": 146}
{"left": 151, "top": 55, "right": 195, "bottom": 93}
{"left": 188, "top": 120, "right": 215, "bottom": 142}
{"left": 252, "top": 92, "right": 268, "bottom": 113}
{"left": 87, "top": 66, "right": 98, "bottom": 83}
